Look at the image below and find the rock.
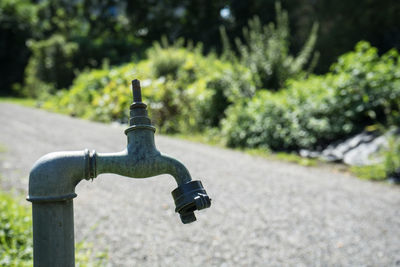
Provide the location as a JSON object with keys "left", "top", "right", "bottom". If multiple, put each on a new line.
{"left": 299, "top": 128, "right": 399, "bottom": 167}
{"left": 321, "top": 131, "right": 377, "bottom": 162}
{"left": 343, "top": 135, "right": 387, "bottom": 166}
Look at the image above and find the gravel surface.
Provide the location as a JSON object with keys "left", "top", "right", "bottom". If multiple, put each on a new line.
{"left": 0, "top": 103, "right": 399, "bottom": 267}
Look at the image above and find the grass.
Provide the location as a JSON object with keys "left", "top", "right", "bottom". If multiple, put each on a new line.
{"left": 0, "top": 190, "right": 33, "bottom": 266}
{"left": 0, "top": 188, "right": 108, "bottom": 266}
{"left": 169, "top": 131, "right": 225, "bottom": 147}
{"left": 250, "top": 149, "right": 317, "bottom": 166}
{"left": 0, "top": 97, "right": 36, "bottom": 108}
{"left": 0, "top": 138, "right": 107, "bottom": 266}
{"left": 349, "top": 164, "right": 387, "bottom": 181}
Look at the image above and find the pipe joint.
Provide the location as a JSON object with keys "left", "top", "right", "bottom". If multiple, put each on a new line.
{"left": 27, "top": 149, "right": 96, "bottom": 203}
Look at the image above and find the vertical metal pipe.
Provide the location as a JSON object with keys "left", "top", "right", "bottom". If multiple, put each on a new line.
{"left": 32, "top": 200, "right": 75, "bottom": 267}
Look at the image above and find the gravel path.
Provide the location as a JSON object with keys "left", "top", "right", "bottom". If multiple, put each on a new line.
{"left": 0, "top": 103, "right": 399, "bottom": 267}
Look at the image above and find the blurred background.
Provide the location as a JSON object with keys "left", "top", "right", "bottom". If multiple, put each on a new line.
{"left": 1, "top": 0, "right": 399, "bottom": 178}
{"left": 1, "top": 0, "right": 400, "bottom": 266}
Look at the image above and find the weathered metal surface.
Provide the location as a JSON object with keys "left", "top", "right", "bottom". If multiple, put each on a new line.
{"left": 32, "top": 201, "right": 75, "bottom": 267}
{"left": 27, "top": 79, "right": 211, "bottom": 266}
{"left": 172, "top": 180, "right": 211, "bottom": 223}
{"left": 27, "top": 150, "right": 93, "bottom": 202}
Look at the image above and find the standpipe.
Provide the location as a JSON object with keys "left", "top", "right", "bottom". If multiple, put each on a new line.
{"left": 27, "top": 79, "right": 211, "bottom": 267}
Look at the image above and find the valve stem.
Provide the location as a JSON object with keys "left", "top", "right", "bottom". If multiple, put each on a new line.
{"left": 132, "top": 79, "right": 142, "bottom": 102}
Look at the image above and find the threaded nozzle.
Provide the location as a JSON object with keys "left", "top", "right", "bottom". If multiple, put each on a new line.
{"left": 132, "top": 79, "right": 142, "bottom": 102}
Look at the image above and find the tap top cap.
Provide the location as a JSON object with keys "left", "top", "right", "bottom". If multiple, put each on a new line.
{"left": 132, "top": 79, "right": 142, "bottom": 102}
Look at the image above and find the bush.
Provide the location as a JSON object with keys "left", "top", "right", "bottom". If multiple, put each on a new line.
{"left": 147, "top": 38, "right": 188, "bottom": 79}
{"left": 383, "top": 135, "right": 400, "bottom": 178}
{"left": 220, "top": 2, "right": 319, "bottom": 91}
{"left": 350, "top": 134, "right": 400, "bottom": 181}
{"left": 222, "top": 41, "right": 400, "bottom": 150}
{"left": 0, "top": 0, "right": 37, "bottom": 95}
{"left": 0, "top": 191, "right": 32, "bottom": 266}
{"left": 23, "top": 34, "right": 78, "bottom": 97}
{"left": 44, "top": 42, "right": 253, "bottom": 133}
{"left": 0, "top": 190, "right": 107, "bottom": 266}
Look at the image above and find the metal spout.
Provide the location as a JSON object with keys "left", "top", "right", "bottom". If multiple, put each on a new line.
{"left": 94, "top": 80, "right": 211, "bottom": 222}
{"left": 27, "top": 79, "right": 211, "bottom": 266}
{"left": 95, "top": 79, "right": 193, "bottom": 186}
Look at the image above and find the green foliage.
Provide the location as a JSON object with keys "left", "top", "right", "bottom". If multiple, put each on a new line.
{"left": 330, "top": 42, "right": 400, "bottom": 126}
{"left": 350, "top": 164, "right": 387, "bottom": 181}
{"left": 2, "top": 0, "right": 400, "bottom": 97}
{"left": 75, "top": 241, "right": 108, "bottom": 267}
{"left": 0, "top": 190, "right": 107, "bottom": 266}
{"left": 0, "top": 97, "right": 36, "bottom": 108}
{"left": 0, "top": 192, "right": 32, "bottom": 266}
{"left": 13, "top": 0, "right": 143, "bottom": 97}
{"left": 147, "top": 38, "right": 188, "bottom": 79}
{"left": 23, "top": 34, "right": 78, "bottom": 97}
{"left": 222, "top": 41, "right": 400, "bottom": 150}
{"left": 43, "top": 43, "right": 253, "bottom": 132}
{"left": 220, "top": 2, "right": 319, "bottom": 91}
{"left": 0, "top": 0, "right": 37, "bottom": 40}
{"left": 383, "top": 136, "right": 400, "bottom": 177}
{"left": 0, "top": 0, "right": 38, "bottom": 95}
{"left": 349, "top": 135, "right": 400, "bottom": 181}
{"left": 244, "top": 148, "right": 317, "bottom": 166}
{"left": 42, "top": 39, "right": 400, "bottom": 162}
{"left": 274, "top": 152, "right": 317, "bottom": 166}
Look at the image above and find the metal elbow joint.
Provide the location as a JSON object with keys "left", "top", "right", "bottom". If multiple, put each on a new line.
{"left": 27, "top": 150, "right": 94, "bottom": 202}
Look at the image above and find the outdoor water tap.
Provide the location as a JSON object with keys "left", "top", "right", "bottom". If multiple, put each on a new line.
{"left": 27, "top": 79, "right": 211, "bottom": 266}
{"left": 95, "top": 79, "right": 212, "bottom": 223}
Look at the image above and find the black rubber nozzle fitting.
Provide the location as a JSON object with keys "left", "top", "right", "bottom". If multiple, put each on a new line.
{"left": 171, "top": 180, "right": 211, "bottom": 224}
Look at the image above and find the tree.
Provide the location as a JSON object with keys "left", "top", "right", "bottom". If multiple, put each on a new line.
{"left": 0, "top": 0, "right": 37, "bottom": 95}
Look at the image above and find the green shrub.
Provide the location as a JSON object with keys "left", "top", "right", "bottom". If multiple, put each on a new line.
{"left": 350, "top": 164, "right": 387, "bottom": 181}
{"left": 23, "top": 34, "right": 78, "bottom": 97}
{"left": 220, "top": 2, "right": 319, "bottom": 91}
{"left": 331, "top": 42, "right": 400, "bottom": 126}
{"left": 0, "top": 191, "right": 32, "bottom": 266}
{"left": 147, "top": 38, "right": 188, "bottom": 79}
{"left": 42, "top": 67, "right": 115, "bottom": 118}
{"left": 222, "top": 41, "right": 400, "bottom": 150}
{"left": 0, "top": 190, "right": 107, "bottom": 266}
{"left": 44, "top": 43, "right": 253, "bottom": 133}
{"left": 383, "top": 136, "right": 400, "bottom": 177}
{"left": 0, "top": 0, "right": 38, "bottom": 95}
{"left": 350, "top": 134, "right": 400, "bottom": 181}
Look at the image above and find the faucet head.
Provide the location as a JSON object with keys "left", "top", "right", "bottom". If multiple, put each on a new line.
{"left": 125, "top": 79, "right": 156, "bottom": 134}
{"left": 171, "top": 180, "right": 211, "bottom": 224}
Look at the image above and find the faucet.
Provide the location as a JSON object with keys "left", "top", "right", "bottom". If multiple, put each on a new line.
{"left": 27, "top": 79, "right": 211, "bottom": 267}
